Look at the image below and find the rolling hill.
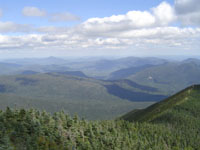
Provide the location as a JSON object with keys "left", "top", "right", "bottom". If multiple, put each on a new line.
{"left": 0, "top": 73, "right": 163, "bottom": 120}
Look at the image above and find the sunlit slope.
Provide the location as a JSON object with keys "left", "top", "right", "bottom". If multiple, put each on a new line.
{"left": 122, "top": 85, "right": 200, "bottom": 122}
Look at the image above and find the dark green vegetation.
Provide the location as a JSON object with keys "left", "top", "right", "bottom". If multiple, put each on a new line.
{"left": 121, "top": 85, "right": 200, "bottom": 149}
{"left": 0, "top": 73, "right": 158, "bottom": 120}
{"left": 122, "top": 84, "right": 200, "bottom": 121}
{"left": 0, "top": 85, "right": 200, "bottom": 149}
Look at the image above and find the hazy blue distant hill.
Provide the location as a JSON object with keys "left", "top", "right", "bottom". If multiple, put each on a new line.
{"left": 1, "top": 56, "right": 168, "bottom": 77}
{"left": 0, "top": 62, "right": 22, "bottom": 75}
{"left": 1, "top": 56, "right": 167, "bottom": 78}
{"left": 183, "top": 58, "right": 200, "bottom": 64}
{"left": 0, "top": 62, "right": 21, "bottom": 67}
{"left": 64, "top": 57, "right": 168, "bottom": 78}
{"left": 3, "top": 56, "right": 68, "bottom": 65}
{"left": 1, "top": 56, "right": 200, "bottom": 96}
{"left": 108, "top": 64, "right": 155, "bottom": 80}
{"left": 127, "top": 61, "right": 200, "bottom": 94}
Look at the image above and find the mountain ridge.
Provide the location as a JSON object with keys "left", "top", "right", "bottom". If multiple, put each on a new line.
{"left": 121, "top": 84, "right": 200, "bottom": 122}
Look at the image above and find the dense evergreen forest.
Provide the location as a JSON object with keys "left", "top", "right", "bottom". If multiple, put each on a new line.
{"left": 0, "top": 85, "right": 200, "bottom": 150}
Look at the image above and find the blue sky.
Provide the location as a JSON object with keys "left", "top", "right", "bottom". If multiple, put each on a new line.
{"left": 0, "top": 0, "right": 199, "bottom": 58}
{"left": 1, "top": 0, "right": 174, "bottom": 25}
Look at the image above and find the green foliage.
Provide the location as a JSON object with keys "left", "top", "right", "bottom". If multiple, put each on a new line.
{"left": 122, "top": 85, "right": 200, "bottom": 122}
{"left": 120, "top": 85, "right": 200, "bottom": 149}
{"left": 0, "top": 96, "right": 200, "bottom": 150}
{"left": 0, "top": 83, "right": 200, "bottom": 149}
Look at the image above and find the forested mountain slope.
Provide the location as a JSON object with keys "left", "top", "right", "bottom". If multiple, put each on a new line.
{"left": 122, "top": 85, "right": 200, "bottom": 123}
{"left": 0, "top": 84, "right": 200, "bottom": 150}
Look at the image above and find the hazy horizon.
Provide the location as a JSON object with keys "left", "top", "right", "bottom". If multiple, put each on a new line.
{"left": 0, "top": 54, "right": 200, "bottom": 61}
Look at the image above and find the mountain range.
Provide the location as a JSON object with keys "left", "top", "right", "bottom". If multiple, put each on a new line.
{"left": 0, "top": 56, "right": 200, "bottom": 119}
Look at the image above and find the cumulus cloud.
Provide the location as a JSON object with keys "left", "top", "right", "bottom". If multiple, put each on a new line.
{"left": 175, "top": 0, "right": 200, "bottom": 26}
{"left": 22, "top": 7, "right": 46, "bottom": 17}
{"left": 79, "top": 2, "right": 175, "bottom": 37}
{"left": 152, "top": 2, "right": 176, "bottom": 26}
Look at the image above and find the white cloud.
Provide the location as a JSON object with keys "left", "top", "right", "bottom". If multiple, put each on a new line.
{"left": 79, "top": 1, "right": 175, "bottom": 37}
{"left": 152, "top": 2, "right": 176, "bottom": 26}
{"left": 49, "top": 12, "right": 80, "bottom": 22}
{"left": 126, "top": 11, "right": 156, "bottom": 27}
{"left": 22, "top": 7, "right": 46, "bottom": 17}
{"left": 0, "top": 1, "right": 199, "bottom": 56}
{"left": 0, "top": 26, "right": 199, "bottom": 51}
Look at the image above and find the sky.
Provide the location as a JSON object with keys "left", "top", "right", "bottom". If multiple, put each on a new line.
{"left": 0, "top": 0, "right": 199, "bottom": 58}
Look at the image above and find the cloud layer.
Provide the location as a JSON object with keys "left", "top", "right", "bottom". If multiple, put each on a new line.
{"left": 0, "top": 0, "right": 199, "bottom": 56}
